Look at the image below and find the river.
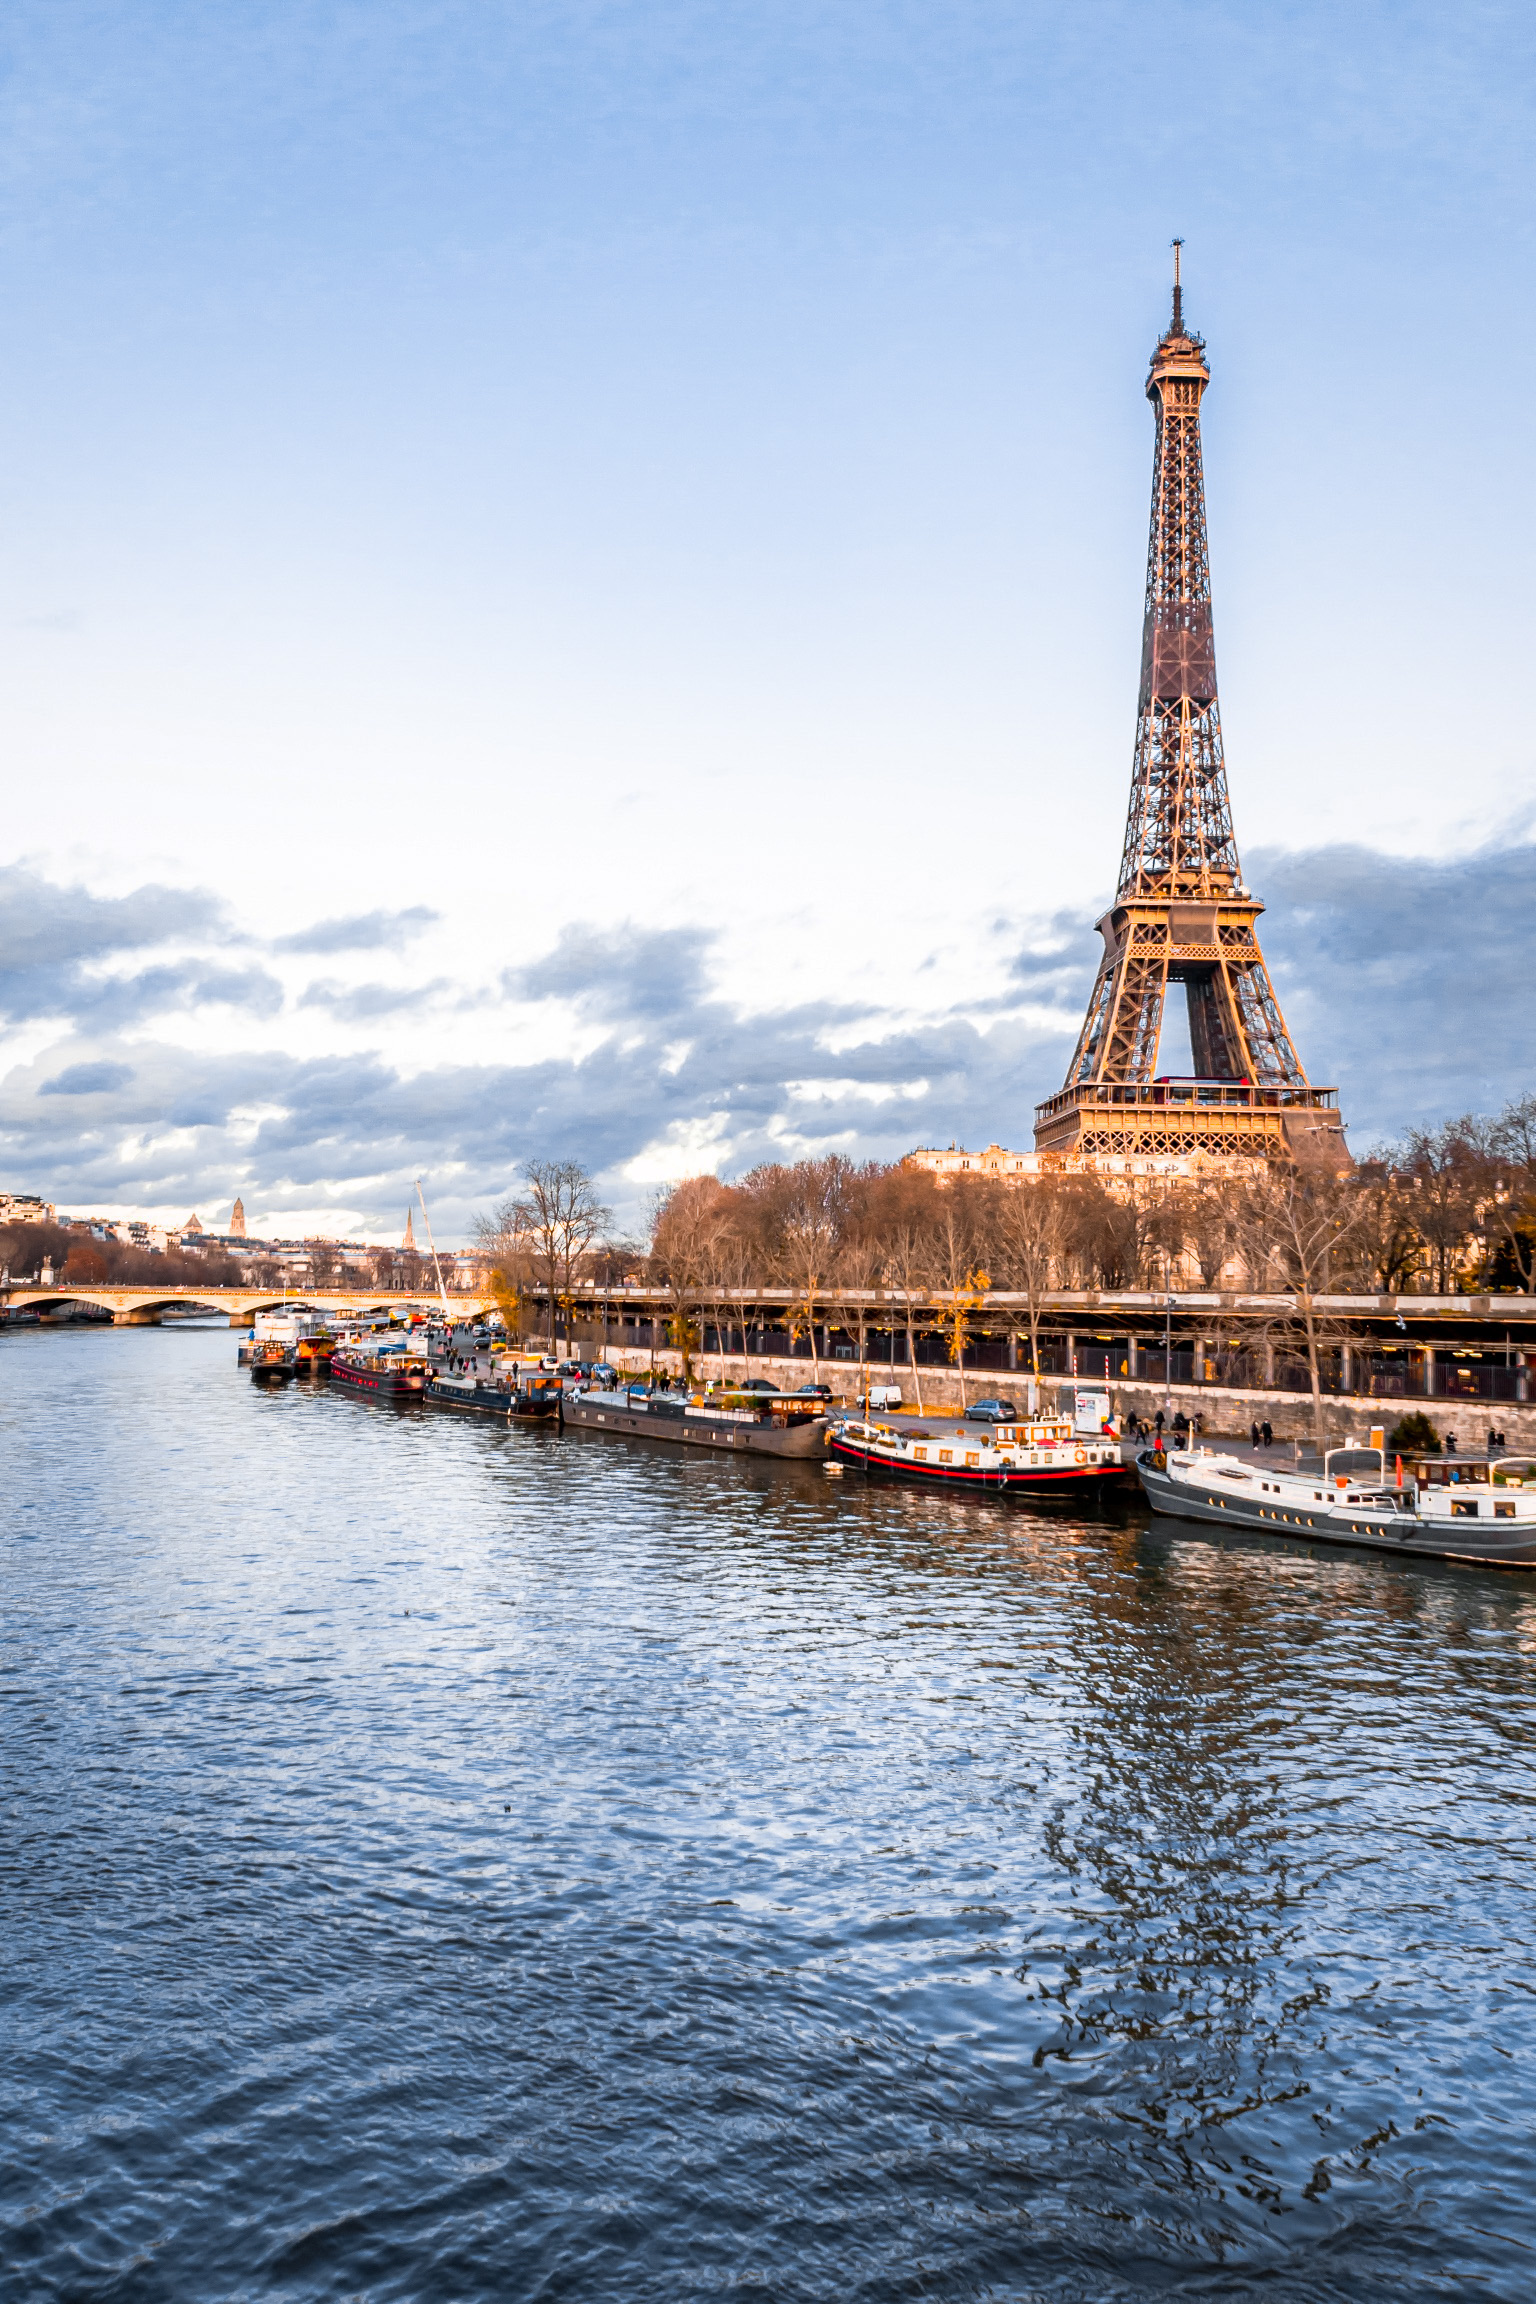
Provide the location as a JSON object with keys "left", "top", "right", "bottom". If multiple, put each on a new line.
{"left": 4, "top": 1325, "right": 1535, "bottom": 2300}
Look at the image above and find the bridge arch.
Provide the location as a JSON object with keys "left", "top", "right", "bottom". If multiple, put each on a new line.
{"left": 3, "top": 1285, "right": 494, "bottom": 1328}
{"left": 6, "top": 1290, "right": 119, "bottom": 1321}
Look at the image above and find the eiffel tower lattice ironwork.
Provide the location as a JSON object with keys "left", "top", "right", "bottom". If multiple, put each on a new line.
{"left": 1034, "top": 250, "right": 1347, "bottom": 1168}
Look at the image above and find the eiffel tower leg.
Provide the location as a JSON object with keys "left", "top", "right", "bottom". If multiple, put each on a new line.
{"left": 1066, "top": 953, "right": 1116, "bottom": 1086}
{"left": 1230, "top": 960, "right": 1305, "bottom": 1088}
{"left": 1100, "top": 946, "right": 1170, "bottom": 1086}
{"left": 1184, "top": 966, "right": 1248, "bottom": 1079}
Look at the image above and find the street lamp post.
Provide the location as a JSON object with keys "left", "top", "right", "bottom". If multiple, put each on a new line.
{"left": 1164, "top": 1292, "right": 1174, "bottom": 1427}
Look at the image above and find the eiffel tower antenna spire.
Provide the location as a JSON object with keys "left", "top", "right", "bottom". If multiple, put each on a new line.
{"left": 1033, "top": 268, "right": 1348, "bottom": 1169}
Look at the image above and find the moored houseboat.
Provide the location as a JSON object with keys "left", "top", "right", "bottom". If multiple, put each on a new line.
{"left": 828, "top": 1404, "right": 1126, "bottom": 1497}
{"left": 1138, "top": 1444, "right": 1536, "bottom": 1567}
{"left": 239, "top": 1309, "right": 333, "bottom": 1373}
{"left": 330, "top": 1342, "right": 429, "bottom": 1401}
{"left": 564, "top": 1385, "right": 832, "bottom": 1458}
{"left": 426, "top": 1368, "right": 563, "bottom": 1419}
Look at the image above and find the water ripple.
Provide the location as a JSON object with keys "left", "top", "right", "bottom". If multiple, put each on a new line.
{"left": 3, "top": 1328, "right": 1536, "bottom": 2299}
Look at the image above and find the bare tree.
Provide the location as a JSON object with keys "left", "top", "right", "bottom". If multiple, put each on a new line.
{"left": 1062, "top": 1175, "right": 1164, "bottom": 1291}
{"left": 650, "top": 1176, "right": 728, "bottom": 1385}
{"left": 305, "top": 1237, "right": 340, "bottom": 1290}
{"left": 1346, "top": 1152, "right": 1423, "bottom": 1294}
{"left": 881, "top": 1223, "right": 935, "bottom": 1411}
{"left": 834, "top": 1238, "right": 884, "bottom": 1404}
{"left": 590, "top": 1235, "right": 643, "bottom": 1360}
{"left": 702, "top": 1225, "right": 760, "bottom": 1385}
{"left": 774, "top": 1157, "right": 854, "bottom": 1388}
{"left": 474, "top": 1197, "right": 535, "bottom": 1345}
{"left": 994, "top": 1177, "right": 1071, "bottom": 1382}
{"left": 1403, "top": 1119, "right": 1483, "bottom": 1294}
{"left": 1235, "top": 1165, "right": 1368, "bottom": 1452}
{"left": 517, "top": 1159, "right": 612, "bottom": 1356}
{"left": 1482, "top": 1095, "right": 1536, "bottom": 1293}
{"left": 1176, "top": 1179, "right": 1242, "bottom": 1289}
{"left": 926, "top": 1185, "right": 993, "bottom": 1409}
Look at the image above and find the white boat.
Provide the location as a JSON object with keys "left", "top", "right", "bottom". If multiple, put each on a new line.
{"left": 1138, "top": 1445, "right": 1536, "bottom": 1567}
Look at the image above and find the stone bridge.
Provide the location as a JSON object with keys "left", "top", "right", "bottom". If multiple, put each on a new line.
{"left": 1, "top": 1286, "right": 494, "bottom": 1327}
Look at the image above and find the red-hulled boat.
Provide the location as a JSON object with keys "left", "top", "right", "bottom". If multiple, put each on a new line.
{"left": 330, "top": 1345, "right": 429, "bottom": 1401}
{"left": 828, "top": 1406, "right": 1126, "bottom": 1499}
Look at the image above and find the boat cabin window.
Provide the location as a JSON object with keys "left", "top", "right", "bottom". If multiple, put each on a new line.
{"left": 1451, "top": 1499, "right": 1479, "bottom": 1517}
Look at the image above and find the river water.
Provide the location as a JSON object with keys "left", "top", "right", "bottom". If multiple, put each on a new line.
{"left": 4, "top": 1327, "right": 1536, "bottom": 2301}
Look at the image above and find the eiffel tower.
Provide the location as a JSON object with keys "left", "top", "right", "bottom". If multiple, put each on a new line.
{"left": 1034, "top": 250, "right": 1347, "bottom": 1169}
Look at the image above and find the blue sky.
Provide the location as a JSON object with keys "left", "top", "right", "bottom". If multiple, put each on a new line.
{"left": 0, "top": 3, "right": 1532, "bottom": 1239}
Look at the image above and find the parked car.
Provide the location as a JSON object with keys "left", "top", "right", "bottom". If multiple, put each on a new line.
{"left": 794, "top": 1382, "right": 833, "bottom": 1400}
{"left": 964, "top": 1398, "right": 1021, "bottom": 1423}
{"left": 866, "top": 1384, "right": 903, "bottom": 1410}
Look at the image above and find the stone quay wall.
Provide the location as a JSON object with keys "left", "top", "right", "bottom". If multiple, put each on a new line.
{"left": 601, "top": 1346, "right": 1536, "bottom": 1453}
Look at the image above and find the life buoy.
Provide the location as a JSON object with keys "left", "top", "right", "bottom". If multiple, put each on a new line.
{"left": 1074, "top": 1447, "right": 1086, "bottom": 1464}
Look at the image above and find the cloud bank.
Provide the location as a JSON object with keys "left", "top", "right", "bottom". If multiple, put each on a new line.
{"left": 0, "top": 840, "right": 1530, "bottom": 1238}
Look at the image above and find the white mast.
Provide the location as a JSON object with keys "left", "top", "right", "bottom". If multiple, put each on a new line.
{"left": 414, "top": 1178, "right": 452, "bottom": 1318}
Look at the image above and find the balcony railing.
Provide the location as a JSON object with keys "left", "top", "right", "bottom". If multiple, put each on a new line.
{"left": 1035, "top": 1080, "right": 1338, "bottom": 1120}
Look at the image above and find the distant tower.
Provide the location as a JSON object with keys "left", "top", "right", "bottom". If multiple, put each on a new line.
{"left": 230, "top": 1197, "right": 247, "bottom": 1238}
{"left": 403, "top": 1206, "right": 416, "bottom": 1250}
{"left": 1035, "top": 247, "right": 1347, "bottom": 1167}
{"left": 182, "top": 1211, "right": 204, "bottom": 1235}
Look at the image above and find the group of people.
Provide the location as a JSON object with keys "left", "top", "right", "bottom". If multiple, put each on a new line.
{"left": 1125, "top": 1408, "right": 1203, "bottom": 1445}
{"left": 1248, "top": 1419, "right": 1276, "bottom": 1449}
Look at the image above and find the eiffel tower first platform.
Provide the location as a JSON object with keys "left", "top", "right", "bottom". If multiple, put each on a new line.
{"left": 1034, "top": 252, "right": 1348, "bottom": 1170}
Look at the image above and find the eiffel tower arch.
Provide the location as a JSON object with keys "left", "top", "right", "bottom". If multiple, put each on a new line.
{"left": 1034, "top": 252, "right": 1348, "bottom": 1171}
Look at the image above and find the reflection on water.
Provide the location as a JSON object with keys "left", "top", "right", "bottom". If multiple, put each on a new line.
{"left": 4, "top": 1328, "right": 1536, "bottom": 2301}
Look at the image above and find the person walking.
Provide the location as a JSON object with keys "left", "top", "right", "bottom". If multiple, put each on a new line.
{"left": 1251, "top": 1420, "right": 1261, "bottom": 1448}
{"left": 1154, "top": 1409, "right": 1165, "bottom": 1440}
{"left": 1261, "top": 1420, "right": 1273, "bottom": 1448}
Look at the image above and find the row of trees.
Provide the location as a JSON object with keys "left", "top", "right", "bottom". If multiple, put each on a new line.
{"left": 0, "top": 1219, "right": 451, "bottom": 1298}
{"left": 473, "top": 1093, "right": 1536, "bottom": 1449}
{"left": 1358, "top": 1100, "right": 1536, "bottom": 1295}
{"left": 634, "top": 1094, "right": 1536, "bottom": 1324}
{"left": 472, "top": 1151, "right": 1361, "bottom": 1433}
{"left": 0, "top": 1220, "right": 246, "bottom": 1291}
{"left": 643, "top": 1157, "right": 1378, "bottom": 1428}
